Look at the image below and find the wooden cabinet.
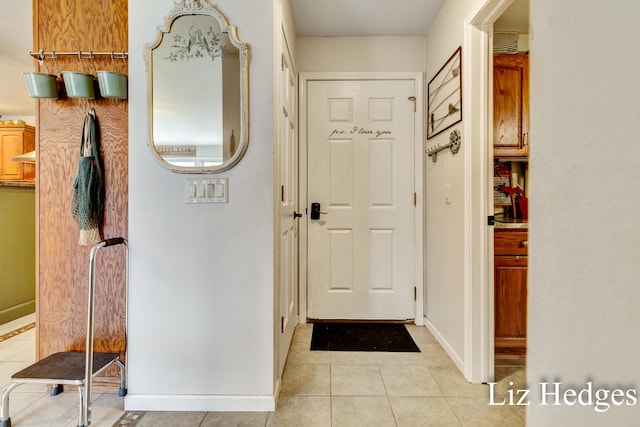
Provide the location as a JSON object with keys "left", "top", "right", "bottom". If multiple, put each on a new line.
{"left": 493, "top": 54, "right": 529, "bottom": 157}
{"left": 494, "top": 228, "right": 528, "bottom": 356}
{"left": 0, "top": 124, "right": 35, "bottom": 181}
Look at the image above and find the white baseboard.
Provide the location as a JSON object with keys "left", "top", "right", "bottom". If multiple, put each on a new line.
{"left": 423, "top": 316, "right": 465, "bottom": 372}
{"left": 124, "top": 394, "right": 276, "bottom": 412}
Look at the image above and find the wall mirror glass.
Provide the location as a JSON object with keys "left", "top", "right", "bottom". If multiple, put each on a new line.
{"left": 146, "top": 0, "right": 249, "bottom": 173}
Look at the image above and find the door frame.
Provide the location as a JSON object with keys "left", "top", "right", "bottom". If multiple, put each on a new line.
{"left": 299, "top": 72, "right": 424, "bottom": 324}
{"left": 463, "top": 0, "right": 515, "bottom": 383}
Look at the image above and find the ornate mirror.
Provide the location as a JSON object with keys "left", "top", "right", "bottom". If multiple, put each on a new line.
{"left": 146, "top": 0, "right": 249, "bottom": 173}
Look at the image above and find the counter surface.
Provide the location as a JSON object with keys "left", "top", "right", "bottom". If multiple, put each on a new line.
{"left": 0, "top": 180, "right": 35, "bottom": 188}
{"left": 494, "top": 217, "right": 528, "bottom": 229}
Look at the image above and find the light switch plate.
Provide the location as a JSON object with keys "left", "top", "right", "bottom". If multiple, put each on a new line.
{"left": 444, "top": 184, "right": 451, "bottom": 204}
{"left": 185, "top": 178, "right": 228, "bottom": 203}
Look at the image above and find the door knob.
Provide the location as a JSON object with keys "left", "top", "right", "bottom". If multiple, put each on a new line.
{"left": 310, "top": 202, "right": 326, "bottom": 220}
{"left": 293, "top": 211, "right": 302, "bottom": 219}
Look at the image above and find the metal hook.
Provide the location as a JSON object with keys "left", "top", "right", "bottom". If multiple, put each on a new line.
{"left": 110, "top": 52, "right": 118, "bottom": 73}
{"left": 88, "top": 51, "right": 97, "bottom": 74}
{"left": 36, "top": 50, "right": 52, "bottom": 75}
{"left": 77, "top": 51, "right": 97, "bottom": 74}
{"left": 51, "top": 51, "right": 62, "bottom": 76}
{"left": 77, "top": 52, "right": 86, "bottom": 73}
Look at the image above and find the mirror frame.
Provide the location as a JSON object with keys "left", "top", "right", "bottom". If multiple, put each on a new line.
{"left": 146, "top": 0, "right": 249, "bottom": 173}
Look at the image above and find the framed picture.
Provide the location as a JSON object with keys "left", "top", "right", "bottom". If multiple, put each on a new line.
{"left": 427, "top": 46, "right": 462, "bottom": 139}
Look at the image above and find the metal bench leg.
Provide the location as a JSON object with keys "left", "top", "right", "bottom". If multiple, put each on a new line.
{"left": 1, "top": 383, "right": 21, "bottom": 427}
{"left": 50, "top": 384, "right": 64, "bottom": 396}
{"left": 77, "top": 385, "right": 87, "bottom": 427}
{"left": 115, "top": 360, "right": 127, "bottom": 396}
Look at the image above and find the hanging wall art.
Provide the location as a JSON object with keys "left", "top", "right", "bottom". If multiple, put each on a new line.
{"left": 427, "top": 46, "right": 462, "bottom": 139}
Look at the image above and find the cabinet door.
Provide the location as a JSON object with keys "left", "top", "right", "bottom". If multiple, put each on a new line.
{"left": 493, "top": 54, "right": 529, "bottom": 157}
{"left": 494, "top": 255, "right": 527, "bottom": 347}
{"left": 0, "top": 132, "right": 24, "bottom": 180}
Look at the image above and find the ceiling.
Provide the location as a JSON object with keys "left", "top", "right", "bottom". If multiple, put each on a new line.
{"left": 290, "top": 0, "right": 528, "bottom": 38}
{"left": 0, "top": 0, "right": 528, "bottom": 117}
{"left": 290, "top": 0, "right": 446, "bottom": 37}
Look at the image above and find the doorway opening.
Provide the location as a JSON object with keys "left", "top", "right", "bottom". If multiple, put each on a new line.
{"left": 462, "top": 0, "right": 526, "bottom": 384}
{"left": 492, "top": 0, "right": 530, "bottom": 368}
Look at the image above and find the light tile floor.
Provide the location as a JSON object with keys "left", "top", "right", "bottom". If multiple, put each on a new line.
{"left": 0, "top": 316, "right": 526, "bottom": 426}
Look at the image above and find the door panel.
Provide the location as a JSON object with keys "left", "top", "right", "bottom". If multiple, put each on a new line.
{"left": 277, "top": 39, "right": 298, "bottom": 376}
{"left": 307, "top": 79, "right": 415, "bottom": 320}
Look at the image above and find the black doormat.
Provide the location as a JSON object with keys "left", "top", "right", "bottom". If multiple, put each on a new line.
{"left": 310, "top": 323, "right": 420, "bottom": 352}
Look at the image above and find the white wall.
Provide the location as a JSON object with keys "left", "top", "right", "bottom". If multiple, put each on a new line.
{"left": 128, "top": 0, "right": 276, "bottom": 411}
{"left": 296, "top": 37, "right": 425, "bottom": 72}
{"left": 528, "top": 1, "right": 640, "bottom": 424}
{"left": 423, "top": 0, "right": 476, "bottom": 369}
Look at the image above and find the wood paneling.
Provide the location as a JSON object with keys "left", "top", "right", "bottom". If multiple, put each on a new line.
{"left": 34, "top": 0, "right": 128, "bottom": 369}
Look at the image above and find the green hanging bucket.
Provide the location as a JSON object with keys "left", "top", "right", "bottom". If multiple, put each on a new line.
{"left": 62, "top": 53, "right": 97, "bottom": 99}
{"left": 62, "top": 72, "right": 96, "bottom": 99}
{"left": 96, "top": 54, "right": 128, "bottom": 99}
{"left": 23, "top": 54, "right": 60, "bottom": 98}
{"left": 96, "top": 71, "right": 127, "bottom": 99}
{"left": 23, "top": 72, "right": 59, "bottom": 98}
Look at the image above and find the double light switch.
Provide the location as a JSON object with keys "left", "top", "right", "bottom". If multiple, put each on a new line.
{"left": 186, "top": 178, "right": 228, "bottom": 203}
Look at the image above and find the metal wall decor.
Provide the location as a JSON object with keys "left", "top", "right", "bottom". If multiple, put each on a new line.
{"left": 427, "top": 46, "right": 462, "bottom": 139}
{"left": 427, "top": 129, "right": 461, "bottom": 163}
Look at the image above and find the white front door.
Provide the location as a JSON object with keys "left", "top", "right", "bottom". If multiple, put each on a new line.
{"left": 307, "top": 79, "right": 416, "bottom": 320}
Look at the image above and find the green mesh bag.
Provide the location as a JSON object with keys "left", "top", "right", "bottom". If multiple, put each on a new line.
{"left": 71, "top": 110, "right": 104, "bottom": 246}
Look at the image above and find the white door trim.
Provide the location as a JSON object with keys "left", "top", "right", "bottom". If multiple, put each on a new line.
{"left": 299, "top": 72, "right": 424, "bottom": 325}
{"left": 463, "top": 0, "right": 515, "bottom": 383}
